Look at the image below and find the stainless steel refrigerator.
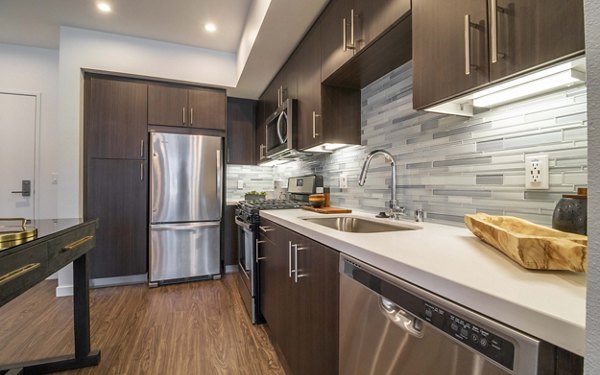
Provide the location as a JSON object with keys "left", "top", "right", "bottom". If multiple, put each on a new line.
{"left": 149, "top": 132, "right": 222, "bottom": 286}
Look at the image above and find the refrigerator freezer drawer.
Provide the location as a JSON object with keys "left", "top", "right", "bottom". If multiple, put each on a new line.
{"left": 149, "top": 222, "right": 220, "bottom": 283}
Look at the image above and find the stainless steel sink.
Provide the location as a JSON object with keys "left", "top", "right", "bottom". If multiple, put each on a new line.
{"left": 302, "top": 217, "right": 419, "bottom": 233}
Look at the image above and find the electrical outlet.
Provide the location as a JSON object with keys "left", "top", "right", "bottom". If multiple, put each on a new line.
{"left": 339, "top": 174, "right": 348, "bottom": 189}
{"left": 525, "top": 155, "right": 549, "bottom": 189}
{"left": 237, "top": 180, "right": 244, "bottom": 189}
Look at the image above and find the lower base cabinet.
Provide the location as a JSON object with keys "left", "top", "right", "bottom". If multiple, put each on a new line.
{"left": 259, "top": 218, "right": 339, "bottom": 375}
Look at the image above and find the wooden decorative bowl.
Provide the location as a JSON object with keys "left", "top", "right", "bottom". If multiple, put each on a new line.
{"left": 464, "top": 213, "right": 587, "bottom": 272}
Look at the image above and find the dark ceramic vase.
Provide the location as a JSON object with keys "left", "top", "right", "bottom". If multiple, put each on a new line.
{"left": 552, "top": 196, "right": 587, "bottom": 235}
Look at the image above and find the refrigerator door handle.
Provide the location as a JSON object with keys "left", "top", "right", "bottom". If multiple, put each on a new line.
{"left": 216, "top": 149, "right": 222, "bottom": 207}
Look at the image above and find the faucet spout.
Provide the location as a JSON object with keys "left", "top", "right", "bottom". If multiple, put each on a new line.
{"left": 358, "top": 150, "right": 399, "bottom": 215}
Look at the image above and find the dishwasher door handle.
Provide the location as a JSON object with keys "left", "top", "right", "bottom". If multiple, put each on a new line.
{"left": 379, "top": 296, "right": 424, "bottom": 338}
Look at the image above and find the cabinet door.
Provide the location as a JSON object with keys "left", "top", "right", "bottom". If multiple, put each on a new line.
{"left": 227, "top": 98, "right": 256, "bottom": 165}
{"left": 355, "top": 0, "right": 411, "bottom": 49}
{"left": 412, "top": 0, "right": 489, "bottom": 109}
{"left": 288, "top": 231, "right": 339, "bottom": 375}
{"left": 259, "top": 221, "right": 293, "bottom": 359}
{"left": 148, "top": 84, "right": 188, "bottom": 127}
{"left": 86, "top": 158, "right": 147, "bottom": 278}
{"left": 321, "top": 0, "right": 355, "bottom": 81}
{"left": 188, "top": 87, "right": 226, "bottom": 130}
{"left": 255, "top": 100, "right": 267, "bottom": 163}
{"left": 490, "top": 0, "right": 584, "bottom": 81}
{"left": 297, "top": 23, "right": 323, "bottom": 151}
{"left": 86, "top": 77, "right": 148, "bottom": 159}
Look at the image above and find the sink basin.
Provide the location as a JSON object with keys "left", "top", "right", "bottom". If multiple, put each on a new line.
{"left": 302, "top": 217, "right": 419, "bottom": 233}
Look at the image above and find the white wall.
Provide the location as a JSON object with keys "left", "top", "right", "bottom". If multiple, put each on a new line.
{"left": 585, "top": 1, "right": 600, "bottom": 373}
{"left": 0, "top": 43, "right": 59, "bottom": 220}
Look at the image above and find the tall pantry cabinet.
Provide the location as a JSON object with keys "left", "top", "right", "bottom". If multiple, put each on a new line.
{"left": 83, "top": 74, "right": 148, "bottom": 279}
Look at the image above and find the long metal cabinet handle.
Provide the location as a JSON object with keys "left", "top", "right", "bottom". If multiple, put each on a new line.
{"left": 350, "top": 9, "right": 355, "bottom": 50}
{"left": 293, "top": 244, "right": 299, "bottom": 283}
{"left": 464, "top": 14, "right": 472, "bottom": 76}
{"left": 190, "top": 107, "right": 194, "bottom": 125}
{"left": 182, "top": 107, "right": 186, "bottom": 125}
{"left": 0, "top": 263, "right": 40, "bottom": 286}
{"left": 343, "top": 17, "right": 347, "bottom": 52}
{"left": 312, "top": 111, "right": 320, "bottom": 138}
{"left": 140, "top": 162, "right": 144, "bottom": 181}
{"left": 259, "top": 225, "right": 273, "bottom": 233}
{"left": 62, "top": 235, "right": 94, "bottom": 252}
{"left": 140, "top": 139, "right": 144, "bottom": 158}
{"left": 255, "top": 239, "right": 266, "bottom": 261}
{"left": 288, "top": 241, "right": 292, "bottom": 278}
{"left": 490, "top": 0, "right": 498, "bottom": 63}
{"left": 216, "top": 150, "right": 222, "bottom": 205}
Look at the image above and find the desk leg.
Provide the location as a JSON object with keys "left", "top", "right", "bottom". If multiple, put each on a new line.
{"left": 2, "top": 255, "right": 101, "bottom": 374}
{"left": 73, "top": 253, "right": 92, "bottom": 358}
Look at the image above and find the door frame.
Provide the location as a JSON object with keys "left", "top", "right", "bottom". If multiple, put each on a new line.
{"left": 0, "top": 89, "right": 42, "bottom": 220}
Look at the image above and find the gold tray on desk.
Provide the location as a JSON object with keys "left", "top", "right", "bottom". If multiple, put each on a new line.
{"left": 464, "top": 213, "right": 587, "bottom": 272}
{"left": 0, "top": 218, "right": 37, "bottom": 251}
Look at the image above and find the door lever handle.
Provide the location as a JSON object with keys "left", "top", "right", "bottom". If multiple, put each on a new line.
{"left": 11, "top": 180, "right": 31, "bottom": 197}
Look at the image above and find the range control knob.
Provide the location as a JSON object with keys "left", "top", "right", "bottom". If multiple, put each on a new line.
{"left": 451, "top": 322, "right": 459, "bottom": 331}
{"left": 471, "top": 334, "right": 479, "bottom": 342}
{"left": 480, "top": 338, "right": 488, "bottom": 347}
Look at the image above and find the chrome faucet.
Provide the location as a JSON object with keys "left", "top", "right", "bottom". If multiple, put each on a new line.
{"left": 358, "top": 149, "right": 405, "bottom": 219}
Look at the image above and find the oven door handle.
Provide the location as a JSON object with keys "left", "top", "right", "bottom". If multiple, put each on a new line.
{"left": 234, "top": 216, "right": 252, "bottom": 231}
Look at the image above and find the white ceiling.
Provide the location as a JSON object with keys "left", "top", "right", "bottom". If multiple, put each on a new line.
{"left": 0, "top": 0, "right": 251, "bottom": 52}
{"left": 0, "top": 0, "right": 329, "bottom": 98}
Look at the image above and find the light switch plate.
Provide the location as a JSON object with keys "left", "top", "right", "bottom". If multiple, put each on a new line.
{"left": 525, "top": 155, "right": 549, "bottom": 189}
{"left": 237, "top": 180, "right": 244, "bottom": 189}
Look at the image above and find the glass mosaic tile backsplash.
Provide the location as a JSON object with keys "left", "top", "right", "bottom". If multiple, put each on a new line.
{"left": 227, "top": 61, "right": 587, "bottom": 225}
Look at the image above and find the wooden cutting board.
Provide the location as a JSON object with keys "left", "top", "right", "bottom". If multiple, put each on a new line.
{"left": 464, "top": 213, "right": 587, "bottom": 272}
{"left": 302, "top": 206, "right": 352, "bottom": 214}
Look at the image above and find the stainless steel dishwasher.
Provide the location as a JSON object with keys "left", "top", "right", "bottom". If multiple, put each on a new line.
{"left": 339, "top": 255, "right": 555, "bottom": 375}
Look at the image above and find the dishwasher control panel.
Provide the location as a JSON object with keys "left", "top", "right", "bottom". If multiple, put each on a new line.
{"left": 423, "top": 302, "right": 515, "bottom": 370}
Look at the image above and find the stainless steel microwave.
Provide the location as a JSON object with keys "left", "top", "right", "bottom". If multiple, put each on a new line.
{"left": 265, "top": 98, "right": 297, "bottom": 158}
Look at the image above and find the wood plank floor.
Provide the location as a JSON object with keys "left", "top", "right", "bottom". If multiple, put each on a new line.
{"left": 0, "top": 275, "right": 285, "bottom": 374}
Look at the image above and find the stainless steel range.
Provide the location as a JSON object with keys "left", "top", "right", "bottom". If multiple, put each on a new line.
{"left": 234, "top": 175, "right": 322, "bottom": 324}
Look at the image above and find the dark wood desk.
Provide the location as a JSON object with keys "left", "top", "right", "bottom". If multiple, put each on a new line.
{"left": 0, "top": 219, "right": 100, "bottom": 374}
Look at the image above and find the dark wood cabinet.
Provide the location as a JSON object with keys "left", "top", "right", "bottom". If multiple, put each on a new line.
{"left": 296, "top": 21, "right": 324, "bottom": 151}
{"left": 223, "top": 205, "right": 238, "bottom": 266}
{"left": 320, "top": 0, "right": 355, "bottom": 82}
{"left": 489, "top": 0, "right": 584, "bottom": 82}
{"left": 412, "top": 0, "right": 489, "bottom": 109}
{"left": 226, "top": 98, "right": 256, "bottom": 165}
{"left": 412, "top": 0, "right": 585, "bottom": 110}
{"left": 148, "top": 83, "right": 226, "bottom": 130}
{"left": 85, "top": 158, "right": 147, "bottom": 278}
{"left": 85, "top": 76, "right": 148, "bottom": 159}
{"left": 355, "top": 0, "right": 411, "bottom": 49}
{"left": 255, "top": 100, "right": 267, "bottom": 163}
{"left": 84, "top": 74, "right": 148, "bottom": 280}
{"left": 259, "top": 219, "right": 339, "bottom": 375}
{"left": 188, "top": 87, "right": 226, "bottom": 130}
{"left": 147, "top": 84, "right": 188, "bottom": 127}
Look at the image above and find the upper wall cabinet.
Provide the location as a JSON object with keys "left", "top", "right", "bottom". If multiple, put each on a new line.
{"left": 412, "top": 0, "right": 585, "bottom": 110}
{"left": 489, "top": 0, "right": 584, "bottom": 81}
{"left": 85, "top": 76, "right": 148, "bottom": 159}
{"left": 227, "top": 98, "right": 256, "bottom": 165}
{"left": 321, "top": 0, "right": 411, "bottom": 82}
{"left": 148, "top": 83, "right": 226, "bottom": 130}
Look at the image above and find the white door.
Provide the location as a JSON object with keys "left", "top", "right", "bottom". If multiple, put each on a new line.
{"left": 0, "top": 92, "right": 37, "bottom": 220}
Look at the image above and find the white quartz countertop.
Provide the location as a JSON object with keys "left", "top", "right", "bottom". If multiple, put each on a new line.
{"left": 260, "top": 209, "right": 586, "bottom": 356}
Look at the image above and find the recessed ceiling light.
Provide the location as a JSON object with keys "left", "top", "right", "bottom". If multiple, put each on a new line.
{"left": 204, "top": 23, "right": 217, "bottom": 33}
{"left": 97, "top": 2, "right": 112, "bottom": 13}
